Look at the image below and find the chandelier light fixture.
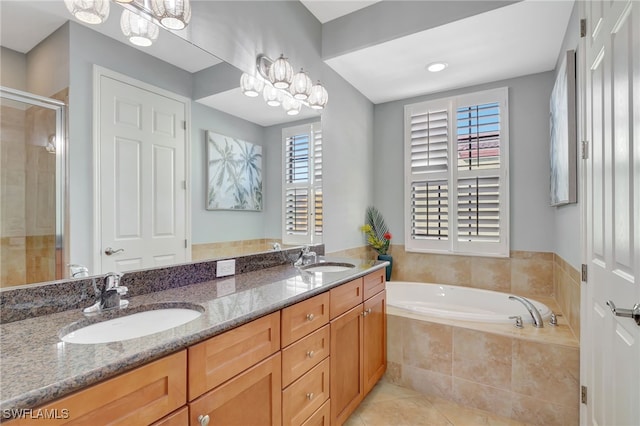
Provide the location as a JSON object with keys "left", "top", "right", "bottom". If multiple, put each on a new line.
{"left": 64, "top": 0, "right": 110, "bottom": 24}
{"left": 240, "top": 53, "right": 328, "bottom": 116}
{"left": 120, "top": 9, "right": 160, "bottom": 47}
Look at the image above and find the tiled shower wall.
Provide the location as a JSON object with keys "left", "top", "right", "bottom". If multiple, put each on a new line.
{"left": 554, "top": 254, "right": 581, "bottom": 339}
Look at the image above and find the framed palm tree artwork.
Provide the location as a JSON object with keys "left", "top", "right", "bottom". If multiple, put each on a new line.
{"left": 206, "top": 131, "right": 263, "bottom": 211}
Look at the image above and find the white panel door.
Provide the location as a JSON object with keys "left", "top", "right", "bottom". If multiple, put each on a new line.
{"left": 584, "top": 1, "right": 639, "bottom": 425}
{"left": 98, "top": 73, "right": 187, "bottom": 273}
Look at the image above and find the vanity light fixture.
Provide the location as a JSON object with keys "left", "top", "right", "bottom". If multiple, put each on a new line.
{"left": 149, "top": 0, "right": 191, "bottom": 30}
{"left": 241, "top": 54, "right": 328, "bottom": 114}
{"left": 268, "top": 54, "right": 294, "bottom": 89}
{"left": 240, "top": 73, "right": 265, "bottom": 97}
{"left": 120, "top": 9, "right": 159, "bottom": 47}
{"left": 64, "top": 0, "right": 110, "bottom": 25}
{"left": 290, "top": 69, "right": 313, "bottom": 100}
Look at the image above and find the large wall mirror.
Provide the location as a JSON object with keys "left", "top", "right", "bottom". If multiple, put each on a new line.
{"left": 0, "top": 0, "right": 322, "bottom": 288}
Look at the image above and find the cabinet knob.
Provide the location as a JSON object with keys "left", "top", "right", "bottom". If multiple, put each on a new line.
{"left": 363, "top": 308, "right": 372, "bottom": 317}
{"left": 198, "top": 415, "right": 210, "bottom": 426}
{"left": 306, "top": 392, "right": 314, "bottom": 400}
{"left": 306, "top": 313, "right": 314, "bottom": 321}
{"left": 306, "top": 350, "right": 315, "bottom": 358}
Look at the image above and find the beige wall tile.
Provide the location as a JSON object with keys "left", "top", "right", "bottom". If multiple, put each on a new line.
{"left": 402, "top": 320, "right": 452, "bottom": 374}
{"left": 401, "top": 365, "right": 453, "bottom": 401}
{"left": 452, "top": 377, "right": 512, "bottom": 418}
{"left": 386, "top": 314, "right": 404, "bottom": 364}
{"left": 470, "top": 257, "right": 511, "bottom": 292}
{"left": 453, "top": 329, "right": 512, "bottom": 390}
{"left": 512, "top": 340, "right": 580, "bottom": 408}
{"left": 511, "top": 257, "right": 554, "bottom": 298}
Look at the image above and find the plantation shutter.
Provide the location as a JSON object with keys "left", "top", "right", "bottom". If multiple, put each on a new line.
{"left": 405, "top": 88, "right": 509, "bottom": 256}
{"left": 283, "top": 123, "right": 322, "bottom": 245}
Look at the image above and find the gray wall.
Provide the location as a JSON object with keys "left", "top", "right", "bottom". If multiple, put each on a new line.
{"left": 26, "top": 24, "right": 69, "bottom": 98}
{"left": 372, "top": 72, "right": 556, "bottom": 253}
{"left": 190, "top": 101, "right": 267, "bottom": 244}
{"left": 552, "top": 3, "right": 581, "bottom": 268}
{"left": 0, "top": 47, "right": 28, "bottom": 91}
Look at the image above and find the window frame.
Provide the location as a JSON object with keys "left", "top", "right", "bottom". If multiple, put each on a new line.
{"left": 404, "top": 87, "right": 509, "bottom": 257}
{"left": 282, "top": 122, "right": 322, "bottom": 246}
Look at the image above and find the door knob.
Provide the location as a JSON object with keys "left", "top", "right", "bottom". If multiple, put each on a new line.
{"left": 104, "top": 247, "right": 124, "bottom": 256}
{"left": 606, "top": 300, "right": 640, "bottom": 326}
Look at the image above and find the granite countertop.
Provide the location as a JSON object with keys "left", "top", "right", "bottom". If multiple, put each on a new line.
{"left": 0, "top": 257, "right": 386, "bottom": 413}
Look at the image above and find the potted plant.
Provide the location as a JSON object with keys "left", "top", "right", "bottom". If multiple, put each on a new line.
{"left": 360, "top": 206, "right": 393, "bottom": 281}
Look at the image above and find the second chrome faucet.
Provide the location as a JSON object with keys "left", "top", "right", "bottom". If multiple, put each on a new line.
{"left": 83, "top": 272, "right": 128, "bottom": 315}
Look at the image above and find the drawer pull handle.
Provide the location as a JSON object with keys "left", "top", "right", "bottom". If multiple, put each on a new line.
{"left": 306, "top": 392, "right": 314, "bottom": 400}
{"left": 307, "top": 350, "right": 315, "bottom": 358}
{"left": 306, "top": 313, "right": 314, "bottom": 321}
{"left": 363, "top": 308, "right": 372, "bottom": 317}
{"left": 198, "top": 415, "right": 210, "bottom": 426}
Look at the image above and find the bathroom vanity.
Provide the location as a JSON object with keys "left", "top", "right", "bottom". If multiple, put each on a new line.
{"left": 0, "top": 260, "right": 386, "bottom": 426}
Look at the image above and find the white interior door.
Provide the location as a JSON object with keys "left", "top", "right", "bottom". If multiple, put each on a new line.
{"left": 96, "top": 69, "right": 188, "bottom": 273}
{"left": 583, "top": 1, "right": 640, "bottom": 425}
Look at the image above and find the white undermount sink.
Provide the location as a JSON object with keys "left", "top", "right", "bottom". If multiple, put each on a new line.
{"left": 302, "top": 262, "right": 356, "bottom": 273}
{"left": 60, "top": 307, "right": 202, "bottom": 344}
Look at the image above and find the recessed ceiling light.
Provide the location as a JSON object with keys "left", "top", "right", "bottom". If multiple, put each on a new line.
{"left": 427, "top": 62, "right": 448, "bottom": 73}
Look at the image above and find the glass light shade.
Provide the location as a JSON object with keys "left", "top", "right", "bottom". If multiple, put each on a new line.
{"left": 120, "top": 10, "right": 160, "bottom": 47}
{"left": 282, "top": 96, "right": 301, "bottom": 116}
{"left": 290, "top": 69, "right": 312, "bottom": 100}
{"left": 64, "top": 0, "right": 110, "bottom": 24}
{"left": 308, "top": 82, "right": 329, "bottom": 110}
{"left": 240, "top": 73, "right": 265, "bottom": 97}
{"left": 115, "top": 0, "right": 134, "bottom": 3}
{"left": 268, "top": 54, "right": 293, "bottom": 89}
{"left": 263, "top": 85, "right": 283, "bottom": 107}
{"left": 150, "top": 0, "right": 191, "bottom": 30}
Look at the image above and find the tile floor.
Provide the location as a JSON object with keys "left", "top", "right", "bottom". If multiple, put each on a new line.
{"left": 345, "top": 380, "right": 532, "bottom": 426}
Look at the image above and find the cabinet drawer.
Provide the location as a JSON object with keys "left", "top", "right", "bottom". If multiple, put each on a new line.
{"left": 330, "top": 278, "right": 363, "bottom": 319}
{"left": 301, "top": 400, "right": 330, "bottom": 426}
{"left": 282, "top": 292, "right": 330, "bottom": 347}
{"left": 151, "top": 407, "right": 189, "bottom": 426}
{"left": 188, "top": 312, "right": 280, "bottom": 400}
{"left": 190, "top": 353, "right": 282, "bottom": 426}
{"left": 282, "top": 358, "right": 330, "bottom": 426}
{"left": 282, "top": 325, "right": 330, "bottom": 387}
{"left": 6, "top": 351, "right": 187, "bottom": 426}
{"left": 363, "top": 269, "right": 385, "bottom": 300}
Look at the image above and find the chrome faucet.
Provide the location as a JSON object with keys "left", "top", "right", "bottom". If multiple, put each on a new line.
{"left": 83, "top": 272, "right": 128, "bottom": 315}
{"left": 509, "top": 295, "right": 544, "bottom": 328}
{"left": 294, "top": 246, "right": 317, "bottom": 267}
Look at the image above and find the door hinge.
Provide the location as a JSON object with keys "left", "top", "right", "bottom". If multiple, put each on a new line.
{"left": 182, "top": 180, "right": 187, "bottom": 190}
{"left": 580, "top": 18, "right": 587, "bottom": 38}
{"left": 581, "top": 385, "right": 588, "bottom": 404}
{"left": 185, "top": 239, "right": 188, "bottom": 248}
{"left": 182, "top": 120, "right": 187, "bottom": 130}
{"left": 581, "top": 264, "right": 588, "bottom": 282}
{"left": 581, "top": 140, "right": 589, "bottom": 159}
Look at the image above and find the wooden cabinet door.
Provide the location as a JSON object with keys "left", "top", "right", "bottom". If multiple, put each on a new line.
{"left": 329, "top": 279, "right": 362, "bottom": 320}
{"left": 189, "top": 353, "right": 282, "bottom": 426}
{"left": 281, "top": 292, "right": 330, "bottom": 347}
{"left": 188, "top": 312, "right": 280, "bottom": 400}
{"left": 329, "top": 305, "right": 363, "bottom": 426}
{"left": 5, "top": 351, "right": 187, "bottom": 426}
{"left": 363, "top": 290, "right": 386, "bottom": 395}
{"left": 362, "top": 269, "right": 385, "bottom": 300}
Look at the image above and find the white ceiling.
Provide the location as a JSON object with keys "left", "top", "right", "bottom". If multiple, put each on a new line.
{"left": 1, "top": 0, "right": 575, "bottom": 124}
{"left": 324, "top": 0, "right": 575, "bottom": 104}
{"left": 300, "top": 0, "right": 382, "bottom": 23}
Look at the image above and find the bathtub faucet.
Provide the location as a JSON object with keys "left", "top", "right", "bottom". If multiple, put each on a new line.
{"left": 508, "top": 295, "right": 544, "bottom": 328}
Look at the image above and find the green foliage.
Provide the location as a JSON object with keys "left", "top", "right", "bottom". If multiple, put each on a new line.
{"left": 361, "top": 206, "right": 392, "bottom": 255}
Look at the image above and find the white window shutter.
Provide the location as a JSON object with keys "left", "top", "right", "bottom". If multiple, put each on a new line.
{"left": 282, "top": 123, "right": 322, "bottom": 245}
{"left": 405, "top": 88, "right": 509, "bottom": 257}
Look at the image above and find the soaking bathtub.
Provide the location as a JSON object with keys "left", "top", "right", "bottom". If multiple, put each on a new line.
{"left": 386, "top": 281, "right": 552, "bottom": 324}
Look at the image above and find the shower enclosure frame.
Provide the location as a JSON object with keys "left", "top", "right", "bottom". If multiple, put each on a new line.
{"left": 1, "top": 85, "right": 68, "bottom": 282}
